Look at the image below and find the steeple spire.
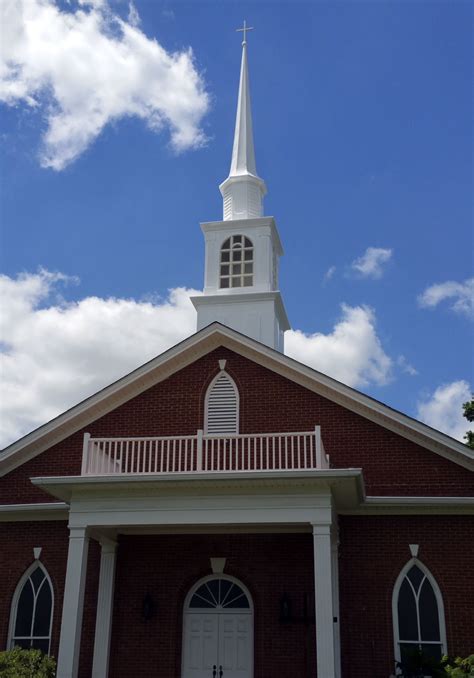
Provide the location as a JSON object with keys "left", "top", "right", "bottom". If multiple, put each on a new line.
{"left": 230, "top": 21, "right": 257, "bottom": 177}
{"left": 219, "top": 22, "right": 267, "bottom": 221}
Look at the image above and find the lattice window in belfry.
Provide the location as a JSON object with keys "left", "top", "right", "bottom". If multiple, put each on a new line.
{"left": 219, "top": 235, "right": 253, "bottom": 289}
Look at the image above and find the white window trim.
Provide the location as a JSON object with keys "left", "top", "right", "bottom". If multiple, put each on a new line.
{"left": 7, "top": 561, "right": 54, "bottom": 653}
{"left": 392, "top": 557, "right": 447, "bottom": 666}
{"left": 204, "top": 370, "right": 240, "bottom": 435}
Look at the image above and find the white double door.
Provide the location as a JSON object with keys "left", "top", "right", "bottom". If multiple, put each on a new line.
{"left": 182, "top": 612, "right": 253, "bottom": 678}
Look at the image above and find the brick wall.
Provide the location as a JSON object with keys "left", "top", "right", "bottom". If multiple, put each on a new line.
{"left": 338, "top": 515, "right": 474, "bottom": 678}
{"left": 1, "top": 347, "right": 472, "bottom": 504}
{"left": 0, "top": 521, "right": 100, "bottom": 676}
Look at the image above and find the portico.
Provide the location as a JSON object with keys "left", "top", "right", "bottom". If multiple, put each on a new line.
{"left": 32, "top": 469, "right": 363, "bottom": 678}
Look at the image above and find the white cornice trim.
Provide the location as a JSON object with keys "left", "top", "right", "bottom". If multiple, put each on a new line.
{"left": 191, "top": 292, "right": 290, "bottom": 331}
{"left": 1, "top": 323, "right": 473, "bottom": 478}
{"left": 339, "top": 495, "right": 474, "bottom": 516}
{"left": 0, "top": 502, "right": 69, "bottom": 521}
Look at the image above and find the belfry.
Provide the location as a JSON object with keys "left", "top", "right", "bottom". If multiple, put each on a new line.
{"left": 191, "top": 25, "right": 290, "bottom": 351}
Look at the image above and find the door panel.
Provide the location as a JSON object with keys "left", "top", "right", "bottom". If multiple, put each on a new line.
{"left": 218, "top": 615, "right": 252, "bottom": 678}
{"left": 183, "top": 612, "right": 252, "bottom": 678}
{"left": 183, "top": 614, "right": 218, "bottom": 678}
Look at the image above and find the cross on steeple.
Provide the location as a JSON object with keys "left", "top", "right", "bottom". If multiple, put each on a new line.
{"left": 236, "top": 20, "right": 254, "bottom": 46}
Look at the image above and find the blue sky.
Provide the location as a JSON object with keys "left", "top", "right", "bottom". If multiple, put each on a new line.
{"left": 0, "top": 0, "right": 472, "bottom": 447}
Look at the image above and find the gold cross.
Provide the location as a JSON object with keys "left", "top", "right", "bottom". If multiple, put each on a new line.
{"left": 236, "top": 20, "right": 254, "bottom": 45}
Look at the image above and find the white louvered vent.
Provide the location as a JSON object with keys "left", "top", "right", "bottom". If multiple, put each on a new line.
{"left": 205, "top": 372, "right": 239, "bottom": 435}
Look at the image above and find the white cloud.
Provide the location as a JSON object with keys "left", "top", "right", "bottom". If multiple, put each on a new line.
{"left": 0, "top": 270, "right": 200, "bottom": 448}
{"left": 418, "top": 278, "right": 474, "bottom": 319}
{"left": 397, "top": 355, "right": 418, "bottom": 376}
{"left": 351, "top": 247, "right": 393, "bottom": 279}
{"left": 323, "top": 265, "right": 336, "bottom": 284}
{"left": 0, "top": 0, "right": 209, "bottom": 169}
{"left": 0, "top": 271, "right": 395, "bottom": 449}
{"left": 417, "top": 380, "right": 472, "bottom": 441}
{"left": 286, "top": 304, "right": 392, "bottom": 388}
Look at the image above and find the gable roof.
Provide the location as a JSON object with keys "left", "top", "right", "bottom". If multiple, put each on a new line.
{"left": 1, "top": 322, "right": 473, "bottom": 477}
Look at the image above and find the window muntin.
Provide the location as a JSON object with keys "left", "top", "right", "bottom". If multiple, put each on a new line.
{"left": 219, "top": 235, "right": 253, "bottom": 289}
{"left": 9, "top": 563, "right": 53, "bottom": 653}
{"left": 393, "top": 561, "right": 446, "bottom": 665}
{"left": 189, "top": 578, "right": 250, "bottom": 610}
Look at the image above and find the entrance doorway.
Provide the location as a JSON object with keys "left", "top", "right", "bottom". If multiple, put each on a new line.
{"left": 182, "top": 575, "right": 253, "bottom": 678}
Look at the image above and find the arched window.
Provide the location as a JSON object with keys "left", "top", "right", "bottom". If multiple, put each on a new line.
{"left": 392, "top": 560, "right": 446, "bottom": 666}
{"left": 205, "top": 371, "right": 239, "bottom": 435}
{"left": 219, "top": 235, "right": 253, "bottom": 289}
{"left": 8, "top": 562, "right": 54, "bottom": 653}
{"left": 187, "top": 576, "right": 251, "bottom": 610}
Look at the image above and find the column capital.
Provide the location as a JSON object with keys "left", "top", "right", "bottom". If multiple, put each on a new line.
{"left": 68, "top": 526, "right": 89, "bottom": 540}
{"left": 311, "top": 523, "right": 331, "bottom": 537}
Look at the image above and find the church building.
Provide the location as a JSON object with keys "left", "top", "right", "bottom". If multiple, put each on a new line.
{"left": 1, "top": 27, "right": 473, "bottom": 678}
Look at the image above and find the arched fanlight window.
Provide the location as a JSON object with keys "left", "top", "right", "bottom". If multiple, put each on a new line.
{"left": 187, "top": 577, "right": 251, "bottom": 610}
{"left": 8, "top": 562, "right": 54, "bottom": 653}
{"left": 219, "top": 235, "right": 253, "bottom": 289}
{"left": 392, "top": 560, "right": 446, "bottom": 666}
{"left": 205, "top": 371, "right": 239, "bottom": 435}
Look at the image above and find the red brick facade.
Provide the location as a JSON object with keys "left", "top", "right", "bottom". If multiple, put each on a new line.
{"left": 1, "top": 344, "right": 472, "bottom": 676}
{"left": 1, "top": 518, "right": 473, "bottom": 677}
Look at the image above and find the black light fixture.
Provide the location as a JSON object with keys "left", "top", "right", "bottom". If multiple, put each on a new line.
{"left": 279, "top": 593, "right": 292, "bottom": 623}
{"left": 279, "top": 593, "right": 315, "bottom": 625}
{"left": 142, "top": 593, "right": 156, "bottom": 621}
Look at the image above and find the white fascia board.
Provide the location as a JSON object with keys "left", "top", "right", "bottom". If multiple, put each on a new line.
{"left": 200, "top": 216, "right": 284, "bottom": 256}
{"left": 30, "top": 470, "right": 364, "bottom": 516}
{"left": 339, "top": 496, "right": 474, "bottom": 515}
{"left": 0, "top": 502, "right": 69, "bottom": 521}
{"left": 1, "top": 322, "right": 473, "bottom": 477}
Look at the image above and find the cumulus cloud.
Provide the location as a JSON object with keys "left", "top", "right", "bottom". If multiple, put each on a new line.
{"left": 0, "top": 0, "right": 209, "bottom": 169}
{"left": 417, "top": 380, "right": 472, "bottom": 441}
{"left": 0, "top": 271, "right": 395, "bottom": 448}
{"left": 418, "top": 278, "right": 474, "bottom": 319}
{"left": 351, "top": 247, "right": 393, "bottom": 279}
{"left": 0, "top": 270, "right": 200, "bottom": 447}
{"left": 286, "top": 304, "right": 392, "bottom": 388}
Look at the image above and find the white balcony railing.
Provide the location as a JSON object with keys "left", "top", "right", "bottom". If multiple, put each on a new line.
{"left": 80, "top": 427, "right": 330, "bottom": 476}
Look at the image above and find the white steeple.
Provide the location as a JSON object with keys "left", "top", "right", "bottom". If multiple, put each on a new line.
{"left": 219, "top": 22, "right": 267, "bottom": 221}
{"left": 191, "top": 23, "right": 289, "bottom": 352}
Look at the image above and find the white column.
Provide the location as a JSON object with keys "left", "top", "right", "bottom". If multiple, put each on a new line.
{"left": 331, "top": 531, "right": 341, "bottom": 678}
{"left": 57, "top": 527, "right": 90, "bottom": 678}
{"left": 92, "top": 537, "right": 118, "bottom": 678}
{"left": 313, "top": 524, "right": 336, "bottom": 678}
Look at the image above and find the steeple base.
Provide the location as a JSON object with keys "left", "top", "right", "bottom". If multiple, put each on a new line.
{"left": 191, "top": 291, "right": 289, "bottom": 353}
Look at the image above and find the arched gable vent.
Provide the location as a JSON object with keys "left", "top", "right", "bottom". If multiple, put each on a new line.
{"left": 205, "top": 371, "right": 239, "bottom": 435}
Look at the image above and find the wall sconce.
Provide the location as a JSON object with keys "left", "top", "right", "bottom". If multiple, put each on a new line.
{"left": 142, "top": 593, "right": 156, "bottom": 621}
{"left": 279, "top": 593, "right": 315, "bottom": 625}
{"left": 279, "top": 593, "right": 292, "bottom": 623}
